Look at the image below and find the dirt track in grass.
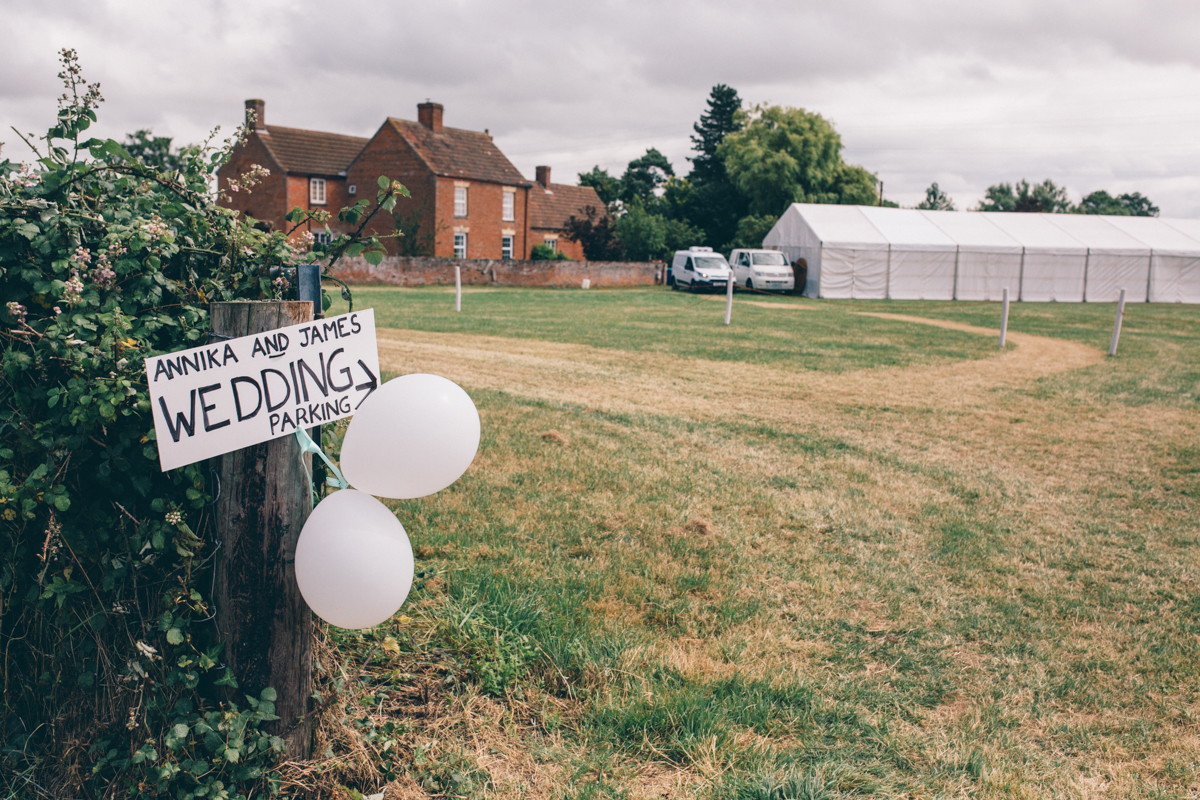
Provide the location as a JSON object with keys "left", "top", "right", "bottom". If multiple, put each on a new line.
{"left": 375, "top": 312, "right": 1189, "bottom": 514}
{"left": 375, "top": 312, "right": 1102, "bottom": 424}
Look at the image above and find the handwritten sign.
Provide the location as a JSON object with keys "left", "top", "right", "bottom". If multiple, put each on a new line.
{"left": 145, "top": 310, "right": 380, "bottom": 471}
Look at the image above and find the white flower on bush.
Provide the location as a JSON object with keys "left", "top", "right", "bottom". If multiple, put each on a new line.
{"left": 140, "top": 214, "right": 171, "bottom": 240}
{"left": 63, "top": 271, "right": 85, "bottom": 303}
{"left": 6, "top": 301, "right": 27, "bottom": 323}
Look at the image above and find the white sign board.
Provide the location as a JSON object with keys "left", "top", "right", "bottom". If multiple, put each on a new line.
{"left": 145, "top": 309, "right": 380, "bottom": 472}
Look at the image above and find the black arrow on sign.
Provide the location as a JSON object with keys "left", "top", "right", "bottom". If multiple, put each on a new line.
{"left": 354, "top": 361, "right": 378, "bottom": 409}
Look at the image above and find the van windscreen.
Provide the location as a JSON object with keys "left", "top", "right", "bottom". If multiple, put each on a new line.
{"left": 752, "top": 252, "right": 787, "bottom": 266}
{"left": 693, "top": 256, "right": 727, "bottom": 269}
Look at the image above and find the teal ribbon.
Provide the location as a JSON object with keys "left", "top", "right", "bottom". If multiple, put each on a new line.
{"left": 295, "top": 427, "right": 350, "bottom": 500}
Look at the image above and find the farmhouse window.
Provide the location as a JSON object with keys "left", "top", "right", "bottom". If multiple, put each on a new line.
{"left": 454, "top": 186, "right": 468, "bottom": 217}
{"left": 502, "top": 235, "right": 514, "bottom": 260}
{"left": 454, "top": 232, "right": 467, "bottom": 259}
{"left": 544, "top": 236, "right": 557, "bottom": 252}
{"left": 309, "top": 177, "right": 326, "bottom": 205}
{"left": 502, "top": 191, "right": 515, "bottom": 221}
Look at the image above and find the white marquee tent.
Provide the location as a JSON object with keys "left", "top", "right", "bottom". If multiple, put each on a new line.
{"left": 763, "top": 204, "right": 1200, "bottom": 302}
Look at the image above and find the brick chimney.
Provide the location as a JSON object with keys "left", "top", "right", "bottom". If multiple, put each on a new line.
{"left": 245, "top": 99, "right": 266, "bottom": 131}
{"left": 535, "top": 166, "right": 551, "bottom": 188}
{"left": 417, "top": 102, "right": 443, "bottom": 132}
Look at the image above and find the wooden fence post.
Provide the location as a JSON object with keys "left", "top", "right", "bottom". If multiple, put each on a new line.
{"left": 211, "top": 300, "right": 314, "bottom": 759}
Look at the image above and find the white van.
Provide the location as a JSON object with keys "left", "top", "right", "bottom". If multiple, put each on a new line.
{"left": 669, "top": 247, "right": 732, "bottom": 292}
{"left": 729, "top": 249, "right": 795, "bottom": 292}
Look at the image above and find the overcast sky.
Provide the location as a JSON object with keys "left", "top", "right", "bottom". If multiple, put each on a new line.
{"left": 3, "top": 0, "right": 1199, "bottom": 216}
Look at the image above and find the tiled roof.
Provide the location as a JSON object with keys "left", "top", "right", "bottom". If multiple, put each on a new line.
{"left": 258, "top": 126, "right": 369, "bottom": 177}
{"left": 529, "top": 183, "right": 606, "bottom": 230}
{"left": 387, "top": 119, "right": 530, "bottom": 186}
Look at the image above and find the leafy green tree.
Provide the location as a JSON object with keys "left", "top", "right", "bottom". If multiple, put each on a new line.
{"left": 0, "top": 50, "right": 401, "bottom": 798}
{"left": 1076, "top": 190, "right": 1159, "bottom": 217}
{"left": 718, "top": 104, "right": 879, "bottom": 216}
{"left": 620, "top": 148, "right": 675, "bottom": 204}
{"left": 122, "top": 128, "right": 185, "bottom": 171}
{"left": 976, "top": 179, "right": 1070, "bottom": 213}
{"left": 578, "top": 166, "right": 623, "bottom": 206}
{"left": 917, "top": 182, "right": 955, "bottom": 211}
{"left": 616, "top": 200, "right": 700, "bottom": 261}
{"left": 729, "top": 214, "right": 779, "bottom": 250}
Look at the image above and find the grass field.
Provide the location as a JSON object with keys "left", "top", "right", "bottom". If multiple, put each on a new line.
{"left": 304, "top": 286, "right": 1200, "bottom": 799}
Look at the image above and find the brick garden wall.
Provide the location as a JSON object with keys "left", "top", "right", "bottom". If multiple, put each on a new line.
{"left": 331, "top": 255, "right": 659, "bottom": 289}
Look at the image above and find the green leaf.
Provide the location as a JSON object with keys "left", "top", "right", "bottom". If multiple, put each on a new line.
{"left": 377, "top": 175, "right": 389, "bottom": 190}
{"left": 259, "top": 687, "right": 277, "bottom": 702}
{"left": 102, "top": 139, "right": 137, "bottom": 164}
{"left": 167, "top": 627, "right": 184, "bottom": 645}
{"left": 224, "top": 747, "right": 240, "bottom": 763}
{"left": 363, "top": 249, "right": 384, "bottom": 267}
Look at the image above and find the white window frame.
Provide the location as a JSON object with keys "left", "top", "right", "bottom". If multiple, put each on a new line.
{"left": 454, "top": 186, "right": 468, "bottom": 218}
{"left": 501, "top": 235, "right": 514, "bottom": 260}
{"left": 309, "top": 177, "right": 326, "bottom": 205}
{"left": 454, "top": 232, "right": 467, "bottom": 259}
{"left": 313, "top": 231, "right": 332, "bottom": 246}
{"left": 544, "top": 236, "right": 557, "bottom": 252}
{"left": 502, "top": 191, "right": 515, "bottom": 222}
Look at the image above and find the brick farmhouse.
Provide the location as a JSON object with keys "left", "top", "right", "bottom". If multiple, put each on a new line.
{"left": 219, "top": 100, "right": 604, "bottom": 261}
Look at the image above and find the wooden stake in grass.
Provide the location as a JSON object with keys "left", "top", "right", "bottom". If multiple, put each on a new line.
{"left": 999, "top": 287, "right": 1010, "bottom": 348}
{"left": 1109, "top": 287, "right": 1126, "bottom": 356}
{"left": 455, "top": 266, "right": 462, "bottom": 313}
{"left": 724, "top": 276, "right": 734, "bottom": 326}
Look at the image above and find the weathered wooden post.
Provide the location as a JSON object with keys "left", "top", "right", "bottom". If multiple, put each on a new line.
{"left": 211, "top": 300, "right": 314, "bottom": 759}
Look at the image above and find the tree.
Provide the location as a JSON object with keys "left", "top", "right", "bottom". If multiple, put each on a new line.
{"left": 679, "top": 84, "right": 751, "bottom": 252}
{"left": 729, "top": 214, "right": 778, "bottom": 250}
{"left": 976, "top": 179, "right": 1070, "bottom": 213}
{"left": 578, "top": 166, "right": 623, "bottom": 206}
{"left": 718, "top": 104, "right": 879, "bottom": 217}
{"left": 1076, "top": 190, "right": 1159, "bottom": 217}
{"left": 563, "top": 205, "right": 625, "bottom": 261}
{"left": 917, "top": 182, "right": 955, "bottom": 211}
{"left": 689, "top": 84, "right": 743, "bottom": 185}
{"left": 620, "top": 147, "right": 674, "bottom": 204}
{"left": 615, "top": 199, "right": 701, "bottom": 261}
{"left": 122, "top": 128, "right": 185, "bottom": 171}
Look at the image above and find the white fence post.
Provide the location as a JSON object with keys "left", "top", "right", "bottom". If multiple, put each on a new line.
{"left": 724, "top": 276, "right": 734, "bottom": 325}
{"left": 455, "top": 266, "right": 462, "bottom": 313}
{"left": 1109, "top": 288, "right": 1127, "bottom": 356}
{"left": 999, "top": 287, "right": 1010, "bottom": 348}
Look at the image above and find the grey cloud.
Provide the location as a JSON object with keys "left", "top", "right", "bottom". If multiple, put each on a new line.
{"left": 1, "top": 0, "right": 1198, "bottom": 216}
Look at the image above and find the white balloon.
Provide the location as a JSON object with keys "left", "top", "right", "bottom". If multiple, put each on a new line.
{"left": 294, "top": 489, "right": 414, "bottom": 630}
{"left": 340, "top": 373, "right": 481, "bottom": 499}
